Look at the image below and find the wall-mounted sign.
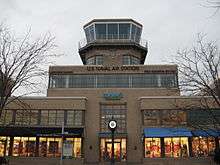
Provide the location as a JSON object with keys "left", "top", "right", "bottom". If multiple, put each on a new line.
{"left": 103, "top": 92, "right": 123, "bottom": 100}
{"left": 87, "top": 66, "right": 139, "bottom": 71}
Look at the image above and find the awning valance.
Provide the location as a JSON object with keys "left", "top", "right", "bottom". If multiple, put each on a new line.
{"left": 191, "top": 130, "right": 220, "bottom": 137}
{"left": 144, "top": 127, "right": 192, "bottom": 138}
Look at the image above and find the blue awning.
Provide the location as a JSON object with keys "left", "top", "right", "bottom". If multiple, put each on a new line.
{"left": 191, "top": 130, "right": 220, "bottom": 137}
{"left": 144, "top": 127, "right": 192, "bottom": 137}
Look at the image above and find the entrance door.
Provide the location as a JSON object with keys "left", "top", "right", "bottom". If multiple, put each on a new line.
{"left": 104, "top": 142, "right": 121, "bottom": 161}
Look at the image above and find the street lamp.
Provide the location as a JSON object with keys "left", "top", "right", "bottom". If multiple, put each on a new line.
{"left": 108, "top": 119, "right": 117, "bottom": 165}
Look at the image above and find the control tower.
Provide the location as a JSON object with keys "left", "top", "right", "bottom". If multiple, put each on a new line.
{"left": 78, "top": 19, "right": 148, "bottom": 66}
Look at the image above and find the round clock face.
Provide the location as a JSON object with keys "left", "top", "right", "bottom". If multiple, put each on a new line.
{"left": 109, "top": 120, "right": 117, "bottom": 129}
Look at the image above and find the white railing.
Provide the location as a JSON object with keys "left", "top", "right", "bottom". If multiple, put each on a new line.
{"left": 78, "top": 34, "right": 148, "bottom": 50}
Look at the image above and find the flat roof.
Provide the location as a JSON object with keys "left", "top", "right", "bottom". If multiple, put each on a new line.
{"left": 83, "top": 18, "right": 143, "bottom": 28}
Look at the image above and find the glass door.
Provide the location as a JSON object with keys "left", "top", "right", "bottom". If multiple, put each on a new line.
{"left": 104, "top": 142, "right": 121, "bottom": 161}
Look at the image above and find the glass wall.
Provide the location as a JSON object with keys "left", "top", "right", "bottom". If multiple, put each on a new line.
{"left": 145, "top": 138, "right": 161, "bottom": 158}
{"left": 100, "top": 138, "right": 126, "bottom": 161}
{"left": 192, "top": 137, "right": 215, "bottom": 157}
{"left": 0, "top": 109, "right": 84, "bottom": 127}
{"left": 85, "top": 23, "right": 142, "bottom": 43}
{"left": 49, "top": 73, "right": 178, "bottom": 88}
{"left": 97, "top": 74, "right": 129, "bottom": 88}
{"left": 164, "top": 137, "right": 189, "bottom": 157}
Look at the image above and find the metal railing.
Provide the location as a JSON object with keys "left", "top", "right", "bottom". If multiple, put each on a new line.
{"left": 78, "top": 34, "right": 148, "bottom": 49}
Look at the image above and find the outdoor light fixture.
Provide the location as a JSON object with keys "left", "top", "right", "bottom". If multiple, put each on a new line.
{"left": 108, "top": 120, "right": 117, "bottom": 130}
{"left": 108, "top": 119, "right": 117, "bottom": 165}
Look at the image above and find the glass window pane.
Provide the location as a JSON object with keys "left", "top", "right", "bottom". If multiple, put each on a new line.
{"left": 69, "top": 75, "right": 95, "bottom": 88}
{"left": 39, "top": 138, "right": 47, "bottom": 157}
{"left": 145, "top": 138, "right": 161, "bottom": 158}
{"left": 132, "top": 74, "right": 158, "bottom": 88}
{"left": 96, "top": 56, "right": 103, "bottom": 65}
{"left": 49, "top": 75, "right": 67, "bottom": 88}
{"left": 160, "top": 74, "right": 177, "bottom": 87}
{"left": 74, "top": 138, "right": 81, "bottom": 158}
{"left": 119, "top": 24, "right": 130, "bottom": 39}
{"left": 48, "top": 110, "right": 56, "bottom": 126}
{"left": 56, "top": 111, "right": 64, "bottom": 126}
{"left": 97, "top": 74, "right": 129, "bottom": 88}
{"left": 4, "top": 110, "right": 14, "bottom": 125}
{"left": 95, "top": 24, "right": 106, "bottom": 39}
{"left": 131, "top": 24, "right": 136, "bottom": 41}
{"left": 135, "top": 27, "right": 141, "bottom": 42}
{"left": 122, "top": 55, "right": 130, "bottom": 65}
{"left": 107, "top": 24, "right": 118, "bottom": 39}
{"left": 86, "top": 57, "right": 95, "bottom": 65}
{"left": 15, "top": 110, "right": 24, "bottom": 125}
{"left": 30, "top": 110, "right": 39, "bottom": 125}
{"left": 40, "top": 110, "right": 48, "bottom": 125}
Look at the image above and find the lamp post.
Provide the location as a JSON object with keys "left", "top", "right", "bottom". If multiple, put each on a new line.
{"left": 108, "top": 119, "right": 117, "bottom": 165}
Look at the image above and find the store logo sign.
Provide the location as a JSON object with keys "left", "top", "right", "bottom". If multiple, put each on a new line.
{"left": 103, "top": 92, "right": 123, "bottom": 100}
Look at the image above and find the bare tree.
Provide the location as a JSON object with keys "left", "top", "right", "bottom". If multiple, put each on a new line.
{"left": 175, "top": 34, "right": 220, "bottom": 107}
{"left": 0, "top": 23, "right": 57, "bottom": 118}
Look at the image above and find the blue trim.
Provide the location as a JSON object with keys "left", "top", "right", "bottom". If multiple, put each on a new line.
{"left": 144, "top": 127, "right": 192, "bottom": 137}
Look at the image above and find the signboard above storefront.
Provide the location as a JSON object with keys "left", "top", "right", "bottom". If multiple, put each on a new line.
{"left": 103, "top": 92, "right": 123, "bottom": 100}
{"left": 87, "top": 66, "right": 139, "bottom": 71}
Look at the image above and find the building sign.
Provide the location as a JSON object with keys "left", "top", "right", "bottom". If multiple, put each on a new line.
{"left": 87, "top": 66, "right": 139, "bottom": 71}
{"left": 103, "top": 92, "right": 123, "bottom": 100}
{"left": 63, "top": 140, "right": 73, "bottom": 159}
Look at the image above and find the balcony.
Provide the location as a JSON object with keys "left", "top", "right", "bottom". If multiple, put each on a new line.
{"left": 78, "top": 34, "right": 148, "bottom": 50}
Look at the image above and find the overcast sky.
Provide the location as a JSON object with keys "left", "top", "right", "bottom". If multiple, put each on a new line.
{"left": 0, "top": 0, "right": 219, "bottom": 66}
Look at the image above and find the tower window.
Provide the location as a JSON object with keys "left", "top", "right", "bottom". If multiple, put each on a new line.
{"left": 122, "top": 55, "right": 140, "bottom": 65}
{"left": 86, "top": 55, "right": 103, "bottom": 65}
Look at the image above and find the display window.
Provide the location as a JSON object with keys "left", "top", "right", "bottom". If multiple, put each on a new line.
{"left": 192, "top": 137, "right": 215, "bottom": 157}
{"left": 100, "top": 138, "right": 126, "bottom": 162}
{"left": 13, "top": 137, "right": 36, "bottom": 157}
{"left": 145, "top": 138, "right": 161, "bottom": 158}
{"left": 66, "top": 138, "right": 82, "bottom": 158}
{"left": 0, "top": 137, "right": 9, "bottom": 156}
{"left": 39, "top": 137, "right": 82, "bottom": 158}
{"left": 164, "top": 137, "right": 188, "bottom": 157}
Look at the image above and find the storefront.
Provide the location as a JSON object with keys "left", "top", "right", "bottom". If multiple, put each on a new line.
{"left": 191, "top": 130, "right": 219, "bottom": 157}
{"left": 0, "top": 127, "right": 83, "bottom": 158}
{"left": 144, "top": 127, "right": 192, "bottom": 158}
{"left": 99, "top": 133, "right": 127, "bottom": 162}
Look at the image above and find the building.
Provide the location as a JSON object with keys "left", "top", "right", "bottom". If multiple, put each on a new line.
{"left": 0, "top": 19, "right": 220, "bottom": 165}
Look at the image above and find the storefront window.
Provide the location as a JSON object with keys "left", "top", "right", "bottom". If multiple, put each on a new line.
{"left": 100, "top": 138, "right": 126, "bottom": 162}
{"left": 145, "top": 138, "right": 161, "bottom": 158}
{"left": 192, "top": 137, "right": 215, "bottom": 157}
{"left": 39, "top": 137, "right": 81, "bottom": 158}
{"left": 0, "top": 137, "right": 10, "bottom": 156}
{"left": 164, "top": 137, "right": 188, "bottom": 157}
{"left": 13, "top": 137, "right": 36, "bottom": 157}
